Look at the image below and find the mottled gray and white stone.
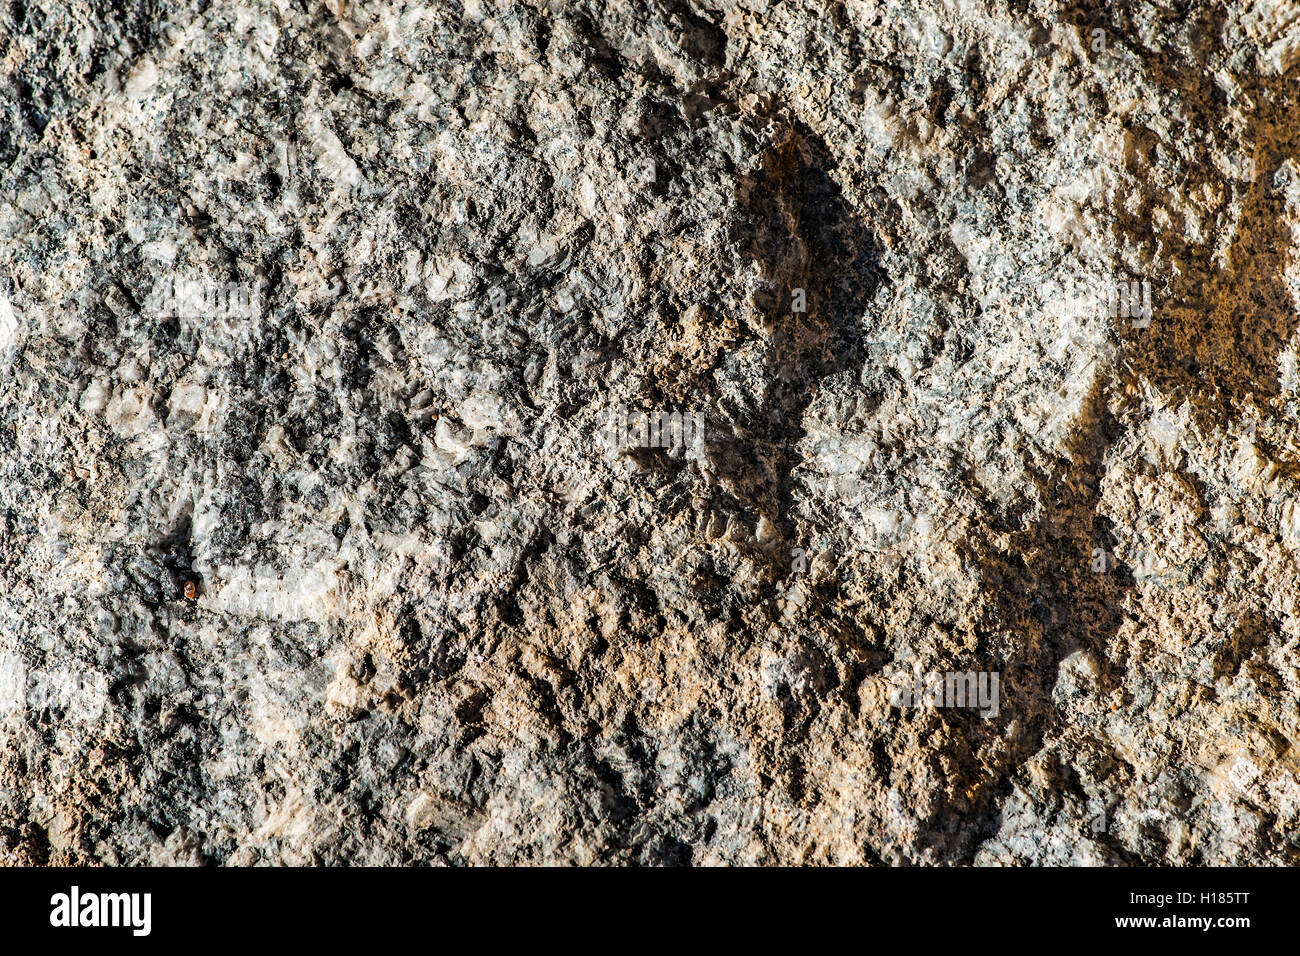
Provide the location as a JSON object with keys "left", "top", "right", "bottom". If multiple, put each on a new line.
{"left": 1, "top": 0, "right": 1299, "bottom": 865}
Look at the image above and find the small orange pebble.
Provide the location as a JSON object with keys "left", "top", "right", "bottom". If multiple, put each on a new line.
{"left": 184, "top": 581, "right": 197, "bottom": 600}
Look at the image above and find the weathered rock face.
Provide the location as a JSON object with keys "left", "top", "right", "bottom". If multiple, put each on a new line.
{"left": 1, "top": 0, "right": 1299, "bottom": 866}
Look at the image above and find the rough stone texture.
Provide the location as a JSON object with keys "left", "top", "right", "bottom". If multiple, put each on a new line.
{"left": 2, "top": 0, "right": 1300, "bottom": 866}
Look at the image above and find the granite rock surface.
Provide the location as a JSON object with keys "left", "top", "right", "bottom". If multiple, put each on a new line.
{"left": 2, "top": 0, "right": 1300, "bottom": 865}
